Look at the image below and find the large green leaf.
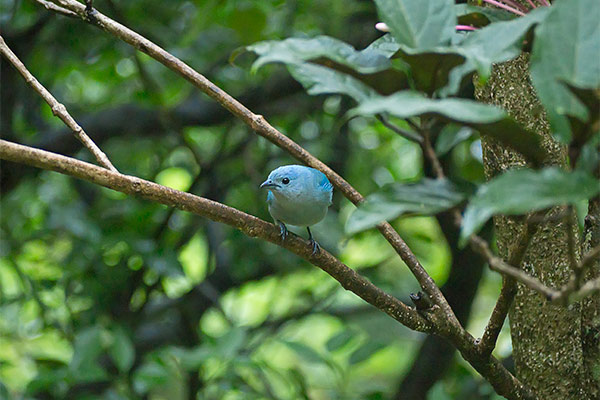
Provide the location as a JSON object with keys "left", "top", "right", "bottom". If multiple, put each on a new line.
{"left": 350, "top": 91, "right": 545, "bottom": 163}
{"left": 287, "top": 63, "right": 378, "bottom": 102}
{"left": 395, "top": 49, "right": 465, "bottom": 95}
{"left": 245, "top": 36, "right": 392, "bottom": 74}
{"left": 346, "top": 178, "right": 465, "bottom": 235}
{"left": 374, "top": 0, "right": 456, "bottom": 49}
{"left": 461, "top": 167, "right": 600, "bottom": 243}
{"left": 440, "top": 6, "right": 551, "bottom": 95}
{"left": 530, "top": 0, "right": 600, "bottom": 142}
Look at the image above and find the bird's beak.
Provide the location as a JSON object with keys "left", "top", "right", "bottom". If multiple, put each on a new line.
{"left": 260, "top": 179, "right": 279, "bottom": 189}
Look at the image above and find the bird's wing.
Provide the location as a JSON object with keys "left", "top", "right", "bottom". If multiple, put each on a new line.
{"left": 317, "top": 171, "right": 333, "bottom": 193}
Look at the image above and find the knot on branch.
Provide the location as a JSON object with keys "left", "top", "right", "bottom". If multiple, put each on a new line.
{"left": 251, "top": 114, "right": 265, "bottom": 130}
{"left": 51, "top": 103, "right": 67, "bottom": 117}
{"left": 410, "top": 291, "right": 432, "bottom": 311}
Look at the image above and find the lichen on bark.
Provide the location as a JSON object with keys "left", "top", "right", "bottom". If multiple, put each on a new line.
{"left": 475, "top": 53, "right": 599, "bottom": 399}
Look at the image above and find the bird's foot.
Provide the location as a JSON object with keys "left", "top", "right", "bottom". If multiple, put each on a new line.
{"left": 309, "top": 238, "right": 321, "bottom": 255}
{"left": 278, "top": 222, "right": 288, "bottom": 242}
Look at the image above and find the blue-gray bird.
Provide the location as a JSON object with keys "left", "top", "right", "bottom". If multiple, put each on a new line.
{"left": 260, "top": 165, "right": 333, "bottom": 254}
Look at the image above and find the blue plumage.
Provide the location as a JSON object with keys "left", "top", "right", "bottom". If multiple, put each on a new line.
{"left": 260, "top": 165, "right": 333, "bottom": 254}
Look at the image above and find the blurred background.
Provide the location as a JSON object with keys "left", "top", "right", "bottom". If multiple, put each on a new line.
{"left": 1, "top": 0, "right": 509, "bottom": 399}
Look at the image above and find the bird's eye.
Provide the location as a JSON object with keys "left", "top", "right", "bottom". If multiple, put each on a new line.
{"left": 282, "top": 177, "right": 290, "bottom": 184}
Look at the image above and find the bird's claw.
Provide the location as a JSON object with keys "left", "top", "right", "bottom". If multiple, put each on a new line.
{"left": 309, "top": 239, "right": 321, "bottom": 255}
{"left": 278, "top": 222, "right": 288, "bottom": 242}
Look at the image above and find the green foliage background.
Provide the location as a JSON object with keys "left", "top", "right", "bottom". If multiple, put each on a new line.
{"left": 1, "top": 0, "right": 598, "bottom": 399}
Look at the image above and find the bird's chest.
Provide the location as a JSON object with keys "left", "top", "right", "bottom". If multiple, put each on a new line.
{"left": 268, "top": 191, "right": 328, "bottom": 226}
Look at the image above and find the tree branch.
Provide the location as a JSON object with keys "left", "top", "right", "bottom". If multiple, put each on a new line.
{"left": 34, "top": 0, "right": 78, "bottom": 18}
{"left": 0, "top": 36, "right": 117, "bottom": 172}
{"left": 0, "top": 139, "right": 432, "bottom": 334}
{"left": 42, "top": 0, "right": 451, "bottom": 318}
{"left": 469, "top": 235, "right": 558, "bottom": 299}
{"left": 375, "top": 115, "right": 423, "bottom": 144}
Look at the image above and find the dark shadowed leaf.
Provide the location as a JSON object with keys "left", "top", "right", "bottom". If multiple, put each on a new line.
{"left": 349, "top": 342, "right": 386, "bottom": 364}
{"left": 395, "top": 50, "right": 465, "bottom": 95}
{"left": 455, "top": 4, "right": 515, "bottom": 27}
{"left": 461, "top": 168, "right": 600, "bottom": 244}
{"left": 374, "top": 0, "right": 456, "bottom": 49}
{"left": 530, "top": 0, "right": 600, "bottom": 143}
{"left": 351, "top": 91, "right": 544, "bottom": 163}
{"left": 326, "top": 330, "right": 357, "bottom": 352}
{"left": 145, "top": 249, "right": 184, "bottom": 277}
{"left": 282, "top": 340, "right": 327, "bottom": 364}
{"left": 346, "top": 178, "right": 465, "bottom": 235}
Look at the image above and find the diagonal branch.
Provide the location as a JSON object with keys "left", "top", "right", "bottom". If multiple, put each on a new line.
{"left": 41, "top": 0, "right": 451, "bottom": 316}
{"left": 34, "top": 0, "right": 78, "bottom": 17}
{"left": 469, "top": 235, "right": 558, "bottom": 299}
{"left": 0, "top": 36, "right": 117, "bottom": 172}
{"left": 0, "top": 138, "right": 431, "bottom": 334}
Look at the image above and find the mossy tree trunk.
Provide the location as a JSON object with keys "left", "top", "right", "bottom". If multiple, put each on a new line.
{"left": 475, "top": 53, "right": 600, "bottom": 399}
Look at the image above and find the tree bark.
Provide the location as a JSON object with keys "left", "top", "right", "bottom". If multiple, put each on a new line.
{"left": 475, "top": 53, "right": 599, "bottom": 399}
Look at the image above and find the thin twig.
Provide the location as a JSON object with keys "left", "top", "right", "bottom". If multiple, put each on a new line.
{"left": 470, "top": 235, "right": 559, "bottom": 299}
{"left": 0, "top": 139, "right": 431, "bottom": 333}
{"left": 501, "top": 0, "right": 530, "bottom": 12}
{"left": 376, "top": 115, "right": 423, "bottom": 143}
{"left": 34, "top": 0, "right": 78, "bottom": 17}
{"left": 42, "top": 0, "right": 451, "bottom": 318}
{"left": 0, "top": 36, "right": 117, "bottom": 172}
{"left": 420, "top": 125, "right": 445, "bottom": 179}
{"left": 481, "top": 0, "right": 526, "bottom": 15}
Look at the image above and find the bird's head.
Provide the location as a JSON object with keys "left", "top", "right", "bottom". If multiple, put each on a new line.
{"left": 260, "top": 165, "right": 303, "bottom": 197}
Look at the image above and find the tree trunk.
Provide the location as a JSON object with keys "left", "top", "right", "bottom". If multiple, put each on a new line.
{"left": 475, "top": 53, "right": 599, "bottom": 399}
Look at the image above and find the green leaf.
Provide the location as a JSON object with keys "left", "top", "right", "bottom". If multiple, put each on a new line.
{"left": 576, "top": 133, "right": 600, "bottom": 174}
{"left": 216, "top": 327, "right": 247, "bottom": 359}
{"left": 346, "top": 178, "right": 465, "bottom": 235}
{"left": 440, "top": 6, "right": 551, "bottom": 95}
{"left": 287, "top": 63, "right": 378, "bottom": 103}
{"left": 326, "top": 330, "right": 356, "bottom": 352}
{"left": 146, "top": 249, "right": 184, "bottom": 277}
{"left": 461, "top": 167, "right": 600, "bottom": 243}
{"left": 69, "top": 326, "right": 107, "bottom": 383}
{"left": 108, "top": 326, "right": 135, "bottom": 373}
{"left": 170, "top": 346, "right": 211, "bottom": 370}
{"left": 246, "top": 36, "right": 392, "bottom": 74}
{"left": 435, "top": 124, "right": 474, "bottom": 156}
{"left": 530, "top": 0, "right": 600, "bottom": 142}
{"left": 374, "top": 0, "right": 456, "bottom": 49}
{"left": 349, "top": 342, "right": 386, "bottom": 364}
{"left": 395, "top": 50, "right": 466, "bottom": 95}
{"left": 282, "top": 340, "right": 327, "bottom": 364}
{"left": 133, "top": 359, "right": 171, "bottom": 394}
{"left": 351, "top": 91, "right": 544, "bottom": 163}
